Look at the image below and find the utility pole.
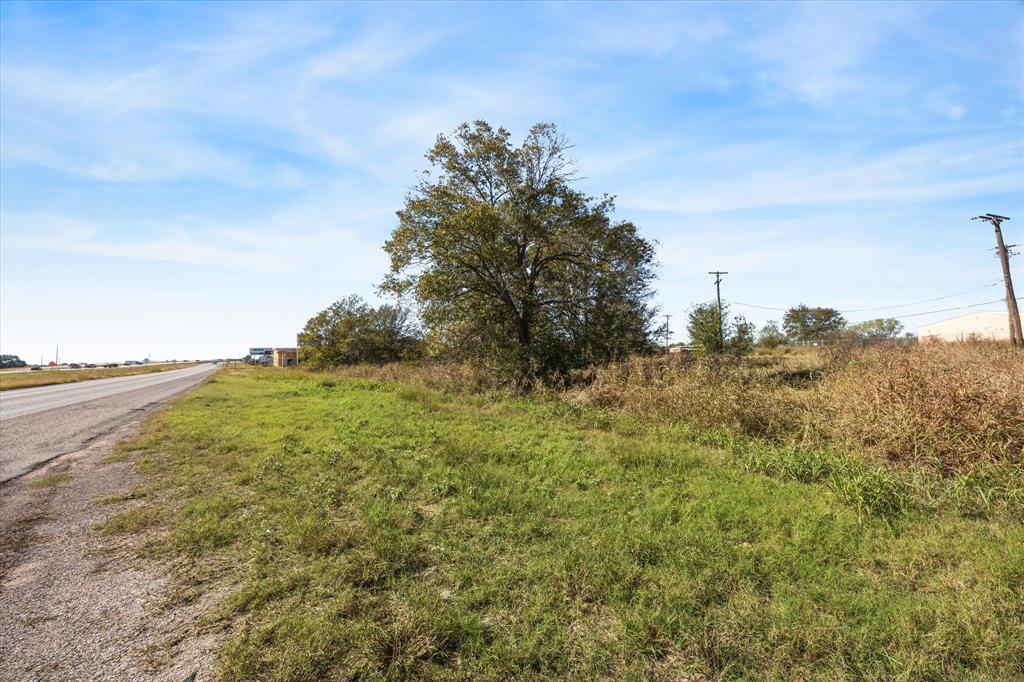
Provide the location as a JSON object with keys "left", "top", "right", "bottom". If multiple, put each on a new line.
{"left": 708, "top": 271, "right": 728, "bottom": 350}
{"left": 973, "top": 214, "right": 1022, "bottom": 348}
{"left": 663, "top": 314, "right": 672, "bottom": 354}
{"left": 56, "top": 344, "right": 59, "bottom": 366}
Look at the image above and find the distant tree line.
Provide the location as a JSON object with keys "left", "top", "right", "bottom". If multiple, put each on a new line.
{"left": 686, "top": 303, "right": 905, "bottom": 355}
{"left": 298, "top": 296, "right": 421, "bottom": 369}
{"left": 0, "top": 354, "right": 27, "bottom": 369}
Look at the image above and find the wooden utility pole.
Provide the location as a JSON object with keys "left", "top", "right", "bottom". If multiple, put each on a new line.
{"left": 708, "top": 271, "right": 728, "bottom": 350}
{"left": 663, "top": 314, "right": 672, "bottom": 354}
{"left": 973, "top": 214, "right": 1022, "bottom": 348}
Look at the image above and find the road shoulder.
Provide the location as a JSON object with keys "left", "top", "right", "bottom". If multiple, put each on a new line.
{"left": 0, "top": 407, "right": 225, "bottom": 682}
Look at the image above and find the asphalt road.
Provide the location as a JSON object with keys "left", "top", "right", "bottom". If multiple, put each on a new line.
{"left": 0, "top": 363, "right": 219, "bottom": 483}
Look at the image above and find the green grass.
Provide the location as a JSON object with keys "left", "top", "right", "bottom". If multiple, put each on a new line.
{"left": 0, "top": 362, "right": 202, "bottom": 391}
{"left": 117, "top": 368, "right": 1023, "bottom": 680}
{"left": 95, "top": 506, "right": 162, "bottom": 536}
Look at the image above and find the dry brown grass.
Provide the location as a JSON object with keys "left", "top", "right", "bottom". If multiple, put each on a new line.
{"left": 313, "top": 361, "right": 499, "bottom": 394}
{"left": 815, "top": 343, "right": 1023, "bottom": 469}
{"left": 565, "top": 355, "right": 814, "bottom": 441}
{"left": 568, "top": 343, "right": 1023, "bottom": 472}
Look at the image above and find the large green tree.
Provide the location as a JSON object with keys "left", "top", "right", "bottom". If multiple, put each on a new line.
{"left": 298, "top": 295, "right": 420, "bottom": 368}
{"left": 783, "top": 305, "right": 846, "bottom": 344}
{"left": 382, "top": 121, "right": 657, "bottom": 381}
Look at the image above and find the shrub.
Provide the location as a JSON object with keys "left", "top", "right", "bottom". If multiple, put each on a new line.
{"left": 814, "top": 343, "right": 1024, "bottom": 469}
{"left": 567, "top": 355, "right": 810, "bottom": 441}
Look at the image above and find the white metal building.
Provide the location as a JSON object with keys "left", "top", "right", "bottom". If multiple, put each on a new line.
{"left": 917, "top": 311, "right": 1010, "bottom": 343}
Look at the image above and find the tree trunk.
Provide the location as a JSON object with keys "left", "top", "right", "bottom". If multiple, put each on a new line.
{"left": 516, "top": 316, "right": 531, "bottom": 347}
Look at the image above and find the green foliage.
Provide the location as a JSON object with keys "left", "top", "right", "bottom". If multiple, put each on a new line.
{"left": 382, "top": 121, "right": 657, "bottom": 383}
{"left": 783, "top": 304, "right": 846, "bottom": 344}
{"left": 846, "top": 317, "right": 904, "bottom": 341}
{"left": 298, "top": 295, "right": 421, "bottom": 369}
{"left": 114, "top": 370, "right": 1024, "bottom": 680}
{"left": 687, "top": 302, "right": 725, "bottom": 354}
{"left": 687, "top": 302, "right": 754, "bottom": 355}
{"left": 95, "top": 506, "right": 161, "bottom": 535}
{"left": 0, "top": 354, "right": 27, "bottom": 368}
{"left": 757, "top": 320, "right": 786, "bottom": 348}
{"left": 730, "top": 314, "right": 755, "bottom": 356}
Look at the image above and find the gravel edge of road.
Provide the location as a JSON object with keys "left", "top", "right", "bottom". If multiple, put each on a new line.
{"left": 0, "top": 397, "right": 228, "bottom": 681}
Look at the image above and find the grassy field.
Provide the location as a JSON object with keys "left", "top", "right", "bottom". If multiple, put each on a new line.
{"left": 0, "top": 362, "right": 202, "bottom": 391}
{"left": 106, "top": 368, "right": 1022, "bottom": 680}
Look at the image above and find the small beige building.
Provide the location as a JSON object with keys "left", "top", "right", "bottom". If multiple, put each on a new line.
{"left": 917, "top": 311, "right": 1010, "bottom": 343}
{"left": 272, "top": 348, "right": 298, "bottom": 367}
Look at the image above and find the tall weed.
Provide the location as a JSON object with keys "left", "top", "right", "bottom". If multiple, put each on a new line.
{"left": 570, "top": 343, "right": 1023, "bottom": 473}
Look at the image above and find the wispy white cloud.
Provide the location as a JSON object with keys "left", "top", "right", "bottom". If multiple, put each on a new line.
{"left": 572, "top": 7, "right": 728, "bottom": 58}
{"left": 4, "top": 211, "right": 388, "bottom": 278}
{"left": 303, "top": 32, "right": 438, "bottom": 82}
{"left": 620, "top": 138, "right": 1023, "bottom": 213}
{"left": 746, "top": 1, "right": 916, "bottom": 106}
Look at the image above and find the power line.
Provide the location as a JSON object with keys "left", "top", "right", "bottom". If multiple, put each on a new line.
{"left": 724, "top": 301, "right": 788, "bottom": 312}
{"left": 837, "top": 281, "right": 1002, "bottom": 312}
{"left": 726, "top": 280, "right": 1002, "bottom": 314}
{"left": 871, "top": 297, "right": 1019, "bottom": 321}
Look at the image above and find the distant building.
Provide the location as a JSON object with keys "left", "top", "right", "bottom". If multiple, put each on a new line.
{"left": 917, "top": 311, "right": 1010, "bottom": 343}
{"left": 272, "top": 348, "right": 298, "bottom": 367}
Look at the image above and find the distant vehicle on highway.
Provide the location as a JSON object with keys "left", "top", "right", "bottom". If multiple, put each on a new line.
{"left": 30, "top": 365, "right": 42, "bottom": 371}
{"left": 104, "top": 363, "right": 119, "bottom": 368}
{"left": 85, "top": 363, "right": 97, "bottom": 368}
{"left": 68, "top": 363, "right": 81, "bottom": 369}
{"left": 124, "top": 360, "right": 140, "bottom": 366}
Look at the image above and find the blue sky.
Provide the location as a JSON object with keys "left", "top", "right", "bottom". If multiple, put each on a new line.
{"left": 1, "top": 1, "right": 1021, "bottom": 362}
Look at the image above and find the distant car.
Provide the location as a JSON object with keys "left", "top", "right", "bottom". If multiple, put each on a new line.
{"left": 104, "top": 363, "right": 118, "bottom": 368}
{"left": 124, "top": 360, "right": 138, "bottom": 366}
{"left": 30, "top": 365, "right": 42, "bottom": 371}
{"left": 68, "top": 363, "right": 81, "bottom": 369}
{"left": 85, "top": 363, "right": 97, "bottom": 368}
